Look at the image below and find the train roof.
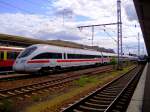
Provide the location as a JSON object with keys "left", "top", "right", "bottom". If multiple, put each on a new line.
{"left": 102, "top": 52, "right": 117, "bottom": 56}
{"left": 0, "top": 46, "right": 24, "bottom": 51}
{"left": 30, "top": 44, "right": 102, "bottom": 55}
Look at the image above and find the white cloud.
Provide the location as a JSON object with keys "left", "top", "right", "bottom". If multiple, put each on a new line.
{"left": 52, "top": 0, "right": 116, "bottom": 21}
{"left": 0, "top": 13, "right": 84, "bottom": 40}
{"left": 0, "top": 0, "right": 147, "bottom": 54}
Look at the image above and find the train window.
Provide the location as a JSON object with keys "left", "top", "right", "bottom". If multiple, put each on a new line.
{"left": 14, "top": 52, "right": 19, "bottom": 58}
{"left": 94, "top": 55, "right": 101, "bottom": 58}
{"left": 64, "top": 53, "right": 67, "bottom": 59}
{"left": 7, "top": 52, "right": 19, "bottom": 59}
{"left": 18, "top": 46, "right": 37, "bottom": 58}
{"left": 98, "top": 55, "right": 102, "bottom": 58}
{"left": 68, "top": 54, "right": 75, "bottom": 59}
{"left": 32, "top": 52, "right": 62, "bottom": 59}
{"left": 7, "top": 52, "right": 13, "bottom": 59}
{"left": 0, "top": 51, "right": 4, "bottom": 60}
{"left": 103, "top": 56, "right": 107, "bottom": 58}
{"left": 67, "top": 54, "right": 102, "bottom": 59}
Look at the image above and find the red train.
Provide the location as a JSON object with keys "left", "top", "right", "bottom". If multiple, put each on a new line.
{"left": 0, "top": 46, "right": 24, "bottom": 71}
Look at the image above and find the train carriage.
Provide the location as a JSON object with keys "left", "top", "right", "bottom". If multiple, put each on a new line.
{"left": 13, "top": 44, "right": 108, "bottom": 72}
{"left": 0, "top": 46, "right": 24, "bottom": 71}
{"left": 12, "top": 44, "right": 138, "bottom": 73}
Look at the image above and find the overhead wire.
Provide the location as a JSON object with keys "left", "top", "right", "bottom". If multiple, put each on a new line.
{"left": 103, "top": 30, "right": 117, "bottom": 43}
{"left": 97, "top": 27, "right": 117, "bottom": 43}
{"left": 100, "top": 26, "right": 140, "bottom": 54}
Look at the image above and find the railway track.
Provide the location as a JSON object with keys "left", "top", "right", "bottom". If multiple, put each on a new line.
{"left": 0, "top": 65, "right": 113, "bottom": 100}
{"left": 0, "top": 71, "right": 14, "bottom": 75}
{"left": 0, "top": 65, "right": 111, "bottom": 81}
{"left": 62, "top": 65, "right": 144, "bottom": 112}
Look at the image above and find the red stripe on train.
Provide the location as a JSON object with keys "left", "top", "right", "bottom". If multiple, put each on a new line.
{"left": 0, "top": 59, "right": 14, "bottom": 67}
{"left": 27, "top": 58, "right": 109, "bottom": 64}
{"left": 57, "top": 59, "right": 103, "bottom": 62}
{"left": 27, "top": 60, "right": 50, "bottom": 63}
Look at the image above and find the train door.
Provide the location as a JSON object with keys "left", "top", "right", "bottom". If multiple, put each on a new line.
{"left": 61, "top": 53, "right": 67, "bottom": 68}
{"left": 100, "top": 52, "right": 103, "bottom": 64}
{"left": 102, "top": 53, "right": 104, "bottom": 64}
{"left": 0, "top": 51, "right": 4, "bottom": 60}
{"left": 4, "top": 51, "right": 7, "bottom": 61}
{"left": 0, "top": 51, "right": 4, "bottom": 71}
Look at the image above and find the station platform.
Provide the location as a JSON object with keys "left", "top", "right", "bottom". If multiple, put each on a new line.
{"left": 127, "top": 63, "right": 150, "bottom": 112}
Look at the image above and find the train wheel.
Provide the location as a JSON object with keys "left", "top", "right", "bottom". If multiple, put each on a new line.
{"left": 55, "top": 66, "right": 61, "bottom": 71}
{"left": 39, "top": 67, "right": 51, "bottom": 75}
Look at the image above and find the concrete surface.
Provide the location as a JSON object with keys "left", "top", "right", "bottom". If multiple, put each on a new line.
{"left": 127, "top": 63, "right": 148, "bottom": 112}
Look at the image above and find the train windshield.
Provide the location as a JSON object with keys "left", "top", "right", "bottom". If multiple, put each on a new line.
{"left": 18, "top": 46, "right": 37, "bottom": 58}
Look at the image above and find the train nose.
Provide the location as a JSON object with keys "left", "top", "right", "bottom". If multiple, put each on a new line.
{"left": 13, "top": 59, "right": 26, "bottom": 72}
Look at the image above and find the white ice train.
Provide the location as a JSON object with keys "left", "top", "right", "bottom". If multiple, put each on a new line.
{"left": 13, "top": 44, "right": 137, "bottom": 73}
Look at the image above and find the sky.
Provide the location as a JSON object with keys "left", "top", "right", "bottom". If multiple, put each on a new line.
{"left": 0, "top": 0, "right": 147, "bottom": 55}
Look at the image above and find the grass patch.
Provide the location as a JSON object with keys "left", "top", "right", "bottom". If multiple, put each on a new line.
{"left": 0, "top": 99, "right": 14, "bottom": 112}
{"left": 24, "top": 65, "right": 135, "bottom": 112}
{"left": 74, "top": 76, "right": 98, "bottom": 87}
{"left": 32, "top": 95, "right": 41, "bottom": 102}
{"left": 25, "top": 85, "right": 97, "bottom": 112}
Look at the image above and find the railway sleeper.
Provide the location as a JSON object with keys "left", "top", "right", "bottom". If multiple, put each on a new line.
{"left": 107, "top": 86, "right": 123, "bottom": 90}
{"left": 26, "top": 88, "right": 36, "bottom": 91}
{"left": 115, "top": 105, "right": 123, "bottom": 109}
{"left": 7, "top": 91, "right": 16, "bottom": 95}
{"left": 21, "top": 88, "right": 30, "bottom": 92}
{"left": 120, "top": 98, "right": 128, "bottom": 102}
{"left": 105, "top": 88, "right": 122, "bottom": 91}
{"left": 78, "top": 105, "right": 106, "bottom": 112}
{"left": 111, "top": 83, "right": 123, "bottom": 86}
{"left": 96, "top": 94, "right": 116, "bottom": 98}
{"left": 124, "top": 92, "right": 131, "bottom": 96}
{"left": 24, "top": 95, "right": 31, "bottom": 98}
{"left": 32, "top": 86, "right": 40, "bottom": 89}
{"left": 102, "top": 89, "right": 120, "bottom": 93}
{"left": 84, "top": 101, "right": 109, "bottom": 108}
{"left": 0, "top": 93, "right": 8, "bottom": 97}
{"left": 114, "top": 83, "right": 127, "bottom": 87}
{"left": 42, "top": 84, "right": 48, "bottom": 86}
{"left": 100, "top": 90, "right": 121, "bottom": 95}
{"left": 73, "top": 109, "right": 83, "bottom": 112}
{"left": 100, "top": 91, "right": 119, "bottom": 95}
{"left": 14, "top": 90, "right": 23, "bottom": 93}
{"left": 112, "top": 105, "right": 125, "bottom": 112}
{"left": 26, "top": 87, "right": 35, "bottom": 90}
{"left": 17, "top": 97, "right": 24, "bottom": 100}
{"left": 31, "top": 92, "right": 38, "bottom": 95}
{"left": 38, "top": 91, "right": 45, "bottom": 94}
{"left": 122, "top": 94, "right": 130, "bottom": 99}
{"left": 43, "top": 89, "right": 49, "bottom": 92}
{"left": 117, "top": 101, "right": 126, "bottom": 105}
{"left": 93, "top": 96, "right": 114, "bottom": 101}
{"left": 89, "top": 99, "right": 112, "bottom": 105}
{"left": 125, "top": 89, "right": 133, "bottom": 93}
{"left": 112, "top": 109, "right": 121, "bottom": 112}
